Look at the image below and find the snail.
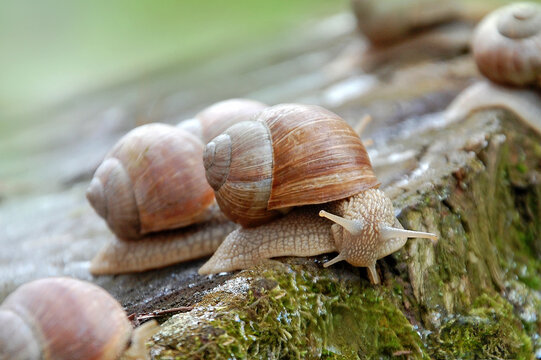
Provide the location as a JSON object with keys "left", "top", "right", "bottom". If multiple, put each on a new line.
{"left": 198, "top": 103, "right": 438, "bottom": 284}
{"left": 471, "top": 2, "right": 541, "bottom": 87}
{"left": 87, "top": 99, "right": 266, "bottom": 275}
{"left": 0, "top": 277, "right": 157, "bottom": 360}
{"left": 351, "top": 0, "right": 460, "bottom": 45}
{"left": 444, "top": 3, "right": 541, "bottom": 135}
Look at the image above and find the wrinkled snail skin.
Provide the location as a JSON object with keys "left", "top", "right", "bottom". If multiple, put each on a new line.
{"left": 200, "top": 104, "right": 438, "bottom": 284}
{"left": 90, "top": 203, "right": 237, "bottom": 275}
{"left": 177, "top": 98, "right": 268, "bottom": 143}
{"left": 472, "top": 2, "right": 541, "bottom": 87}
{"left": 0, "top": 277, "right": 134, "bottom": 360}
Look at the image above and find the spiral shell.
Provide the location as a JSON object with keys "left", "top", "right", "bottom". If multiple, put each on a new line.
{"left": 87, "top": 123, "right": 215, "bottom": 239}
{"left": 178, "top": 98, "right": 267, "bottom": 143}
{"left": 204, "top": 103, "right": 379, "bottom": 227}
{"left": 472, "top": 2, "right": 541, "bottom": 87}
{"left": 0, "top": 277, "right": 132, "bottom": 360}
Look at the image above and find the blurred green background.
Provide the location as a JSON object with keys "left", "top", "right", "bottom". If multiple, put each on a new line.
{"left": 0, "top": 0, "right": 347, "bottom": 120}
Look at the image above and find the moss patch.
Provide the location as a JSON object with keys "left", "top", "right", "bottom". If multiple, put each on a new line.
{"left": 427, "top": 294, "right": 532, "bottom": 360}
{"left": 150, "top": 260, "right": 427, "bottom": 359}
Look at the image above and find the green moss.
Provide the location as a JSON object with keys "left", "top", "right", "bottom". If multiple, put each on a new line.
{"left": 151, "top": 261, "right": 427, "bottom": 359}
{"left": 427, "top": 294, "right": 532, "bottom": 360}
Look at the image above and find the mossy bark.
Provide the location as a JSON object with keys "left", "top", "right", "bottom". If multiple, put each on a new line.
{"left": 144, "top": 110, "right": 541, "bottom": 359}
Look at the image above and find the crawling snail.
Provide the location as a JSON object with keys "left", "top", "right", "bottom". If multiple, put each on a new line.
{"left": 87, "top": 99, "right": 266, "bottom": 275}
{"left": 0, "top": 277, "right": 157, "bottom": 360}
{"left": 445, "top": 2, "right": 541, "bottom": 134}
{"left": 198, "top": 104, "right": 438, "bottom": 284}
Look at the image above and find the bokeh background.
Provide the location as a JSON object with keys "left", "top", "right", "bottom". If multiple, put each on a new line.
{"left": 0, "top": 0, "right": 347, "bottom": 121}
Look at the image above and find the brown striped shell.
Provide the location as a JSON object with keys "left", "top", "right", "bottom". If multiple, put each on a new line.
{"left": 203, "top": 103, "right": 379, "bottom": 227}
{"left": 472, "top": 2, "right": 541, "bottom": 87}
{"left": 87, "top": 123, "right": 215, "bottom": 239}
{"left": 178, "top": 98, "right": 267, "bottom": 143}
{"left": 0, "top": 277, "right": 132, "bottom": 360}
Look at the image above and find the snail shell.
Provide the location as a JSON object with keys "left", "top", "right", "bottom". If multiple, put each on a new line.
{"left": 87, "top": 123, "right": 215, "bottom": 240}
{"left": 351, "top": 0, "right": 460, "bottom": 45}
{"left": 0, "top": 277, "right": 132, "bottom": 360}
{"left": 203, "top": 103, "right": 379, "bottom": 227}
{"left": 472, "top": 2, "right": 541, "bottom": 87}
{"left": 178, "top": 98, "right": 267, "bottom": 143}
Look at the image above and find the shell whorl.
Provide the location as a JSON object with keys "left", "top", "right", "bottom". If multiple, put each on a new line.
{"left": 472, "top": 2, "right": 541, "bottom": 87}
{"left": 0, "top": 278, "right": 132, "bottom": 360}
{"left": 0, "top": 309, "right": 41, "bottom": 360}
{"left": 87, "top": 157, "right": 141, "bottom": 239}
{"left": 204, "top": 103, "right": 379, "bottom": 228}
{"left": 87, "top": 123, "right": 215, "bottom": 239}
{"left": 204, "top": 121, "right": 277, "bottom": 227}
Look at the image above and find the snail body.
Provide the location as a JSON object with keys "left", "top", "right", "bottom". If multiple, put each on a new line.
{"left": 0, "top": 277, "right": 151, "bottom": 360}
{"left": 88, "top": 99, "right": 265, "bottom": 275}
{"left": 472, "top": 2, "right": 541, "bottom": 87}
{"left": 199, "top": 104, "right": 438, "bottom": 284}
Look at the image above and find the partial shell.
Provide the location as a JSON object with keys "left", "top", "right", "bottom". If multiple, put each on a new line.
{"left": 472, "top": 2, "right": 541, "bottom": 87}
{"left": 205, "top": 121, "right": 278, "bottom": 227}
{"left": 352, "top": 0, "right": 460, "bottom": 45}
{"left": 87, "top": 123, "right": 215, "bottom": 239}
{"left": 178, "top": 98, "right": 267, "bottom": 143}
{"left": 263, "top": 104, "right": 378, "bottom": 209}
{"left": 0, "top": 277, "right": 132, "bottom": 360}
{"left": 204, "top": 103, "right": 379, "bottom": 227}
